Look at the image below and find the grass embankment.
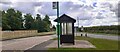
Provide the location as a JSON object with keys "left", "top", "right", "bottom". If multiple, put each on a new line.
{"left": 49, "top": 36, "right": 119, "bottom": 51}
{"left": 83, "top": 30, "right": 119, "bottom": 36}
{"left": 1, "top": 31, "right": 55, "bottom": 41}
{"left": 82, "top": 25, "right": 119, "bottom": 36}
{"left": 82, "top": 32, "right": 119, "bottom": 36}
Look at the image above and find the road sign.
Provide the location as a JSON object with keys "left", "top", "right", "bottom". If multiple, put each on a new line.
{"left": 52, "top": 2, "right": 57, "bottom": 9}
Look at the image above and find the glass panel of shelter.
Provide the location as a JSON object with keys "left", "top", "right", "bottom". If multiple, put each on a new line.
{"left": 62, "top": 23, "right": 72, "bottom": 35}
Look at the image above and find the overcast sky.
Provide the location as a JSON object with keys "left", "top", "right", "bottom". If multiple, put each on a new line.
{"left": 0, "top": 0, "right": 119, "bottom": 27}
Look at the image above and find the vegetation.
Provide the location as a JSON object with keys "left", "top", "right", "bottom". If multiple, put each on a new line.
{"left": 52, "top": 25, "right": 56, "bottom": 31}
{"left": 79, "top": 25, "right": 119, "bottom": 35}
{"left": 2, "top": 8, "right": 23, "bottom": 30}
{"left": 49, "top": 36, "right": 119, "bottom": 52}
{"left": 2, "top": 8, "right": 52, "bottom": 32}
{"left": 24, "top": 13, "right": 34, "bottom": 29}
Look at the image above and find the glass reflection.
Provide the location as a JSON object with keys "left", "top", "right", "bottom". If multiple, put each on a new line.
{"left": 62, "top": 23, "right": 72, "bottom": 35}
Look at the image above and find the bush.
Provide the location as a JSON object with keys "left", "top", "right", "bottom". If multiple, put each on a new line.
{"left": 79, "top": 25, "right": 119, "bottom": 35}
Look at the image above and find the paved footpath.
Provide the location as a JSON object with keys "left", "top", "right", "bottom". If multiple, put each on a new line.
{"left": 1, "top": 35, "right": 57, "bottom": 50}
{"left": 76, "top": 32, "right": 119, "bottom": 41}
{"left": 28, "top": 32, "right": 119, "bottom": 50}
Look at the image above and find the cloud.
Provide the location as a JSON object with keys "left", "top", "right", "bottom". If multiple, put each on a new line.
{"left": 60, "top": 2, "right": 82, "bottom": 14}
{"left": 95, "top": 16, "right": 105, "bottom": 19}
{"left": 75, "top": 19, "right": 94, "bottom": 27}
{"left": 95, "top": 12, "right": 105, "bottom": 19}
{"left": 38, "top": 2, "right": 57, "bottom": 16}
{"left": 0, "top": 2, "right": 43, "bottom": 15}
{"left": 38, "top": 2, "right": 83, "bottom": 16}
{"left": 0, "top": 0, "right": 119, "bottom": 27}
{"left": 0, "top": 3, "right": 11, "bottom": 10}
{"left": 93, "top": 2, "right": 97, "bottom": 7}
{"left": 78, "top": 14, "right": 93, "bottom": 20}
{"left": 0, "top": 0, "right": 40, "bottom": 2}
{"left": 0, "top": 1, "right": 12, "bottom": 4}
{"left": 99, "top": 2, "right": 112, "bottom": 8}
{"left": 12, "top": 2, "right": 35, "bottom": 14}
{"left": 0, "top": 0, "right": 12, "bottom": 3}
{"left": 118, "top": 2, "right": 120, "bottom": 17}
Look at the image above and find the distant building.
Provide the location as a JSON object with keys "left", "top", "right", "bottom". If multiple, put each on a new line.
{"left": 81, "top": 26, "right": 84, "bottom": 31}
{"left": 79, "top": 26, "right": 84, "bottom": 32}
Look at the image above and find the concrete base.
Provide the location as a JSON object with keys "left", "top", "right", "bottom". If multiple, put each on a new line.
{"left": 45, "top": 40, "right": 96, "bottom": 48}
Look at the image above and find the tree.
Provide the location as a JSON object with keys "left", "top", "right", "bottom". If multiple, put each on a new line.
{"left": 43, "top": 15, "right": 51, "bottom": 24}
{"left": 32, "top": 14, "right": 52, "bottom": 32}
{"left": 35, "top": 14, "right": 42, "bottom": 32}
{"left": 2, "top": 8, "right": 24, "bottom": 30}
{"left": 6, "top": 8, "right": 17, "bottom": 30}
{"left": 24, "top": 13, "right": 34, "bottom": 29}
{"left": 52, "top": 25, "right": 56, "bottom": 31}
{"left": 16, "top": 10, "right": 24, "bottom": 29}
{"left": 36, "top": 14, "right": 41, "bottom": 20}
{"left": 43, "top": 15, "right": 51, "bottom": 32}
{"left": 34, "top": 14, "right": 48, "bottom": 32}
{"left": 37, "top": 21, "right": 47, "bottom": 32}
{"left": 31, "top": 14, "right": 42, "bottom": 30}
{"left": 2, "top": 10, "right": 10, "bottom": 30}
{"left": 2, "top": 8, "right": 53, "bottom": 32}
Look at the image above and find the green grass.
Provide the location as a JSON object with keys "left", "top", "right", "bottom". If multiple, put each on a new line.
{"left": 49, "top": 36, "right": 119, "bottom": 51}
{"left": 75, "top": 36, "right": 118, "bottom": 50}
{"left": 83, "top": 32, "right": 119, "bottom": 36}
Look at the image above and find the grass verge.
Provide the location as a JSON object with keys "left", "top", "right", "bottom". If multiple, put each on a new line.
{"left": 83, "top": 32, "right": 119, "bottom": 36}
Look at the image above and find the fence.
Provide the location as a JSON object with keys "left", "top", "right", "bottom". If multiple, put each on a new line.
{"left": 0, "top": 27, "right": 1, "bottom": 40}
{"left": 2, "top": 30, "right": 37, "bottom": 35}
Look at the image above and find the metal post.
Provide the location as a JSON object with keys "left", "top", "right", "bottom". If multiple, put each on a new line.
{"left": 57, "top": 2, "right": 60, "bottom": 48}
{"left": 52, "top": 2, "right": 60, "bottom": 48}
{"left": 77, "top": 17, "right": 79, "bottom": 36}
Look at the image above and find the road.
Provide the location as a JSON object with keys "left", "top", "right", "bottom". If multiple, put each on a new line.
{"left": 76, "top": 32, "right": 119, "bottom": 41}
{"left": 1, "top": 32, "right": 119, "bottom": 51}
{"left": 1, "top": 34, "right": 57, "bottom": 50}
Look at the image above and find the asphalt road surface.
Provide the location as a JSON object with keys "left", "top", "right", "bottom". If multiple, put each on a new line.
{"left": 76, "top": 32, "right": 119, "bottom": 41}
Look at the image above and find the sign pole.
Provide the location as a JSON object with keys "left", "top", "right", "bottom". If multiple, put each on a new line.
{"left": 52, "top": 2, "right": 60, "bottom": 48}
{"left": 57, "top": 2, "right": 60, "bottom": 48}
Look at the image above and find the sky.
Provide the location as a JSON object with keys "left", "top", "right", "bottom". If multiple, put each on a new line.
{"left": 0, "top": 0, "right": 119, "bottom": 27}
